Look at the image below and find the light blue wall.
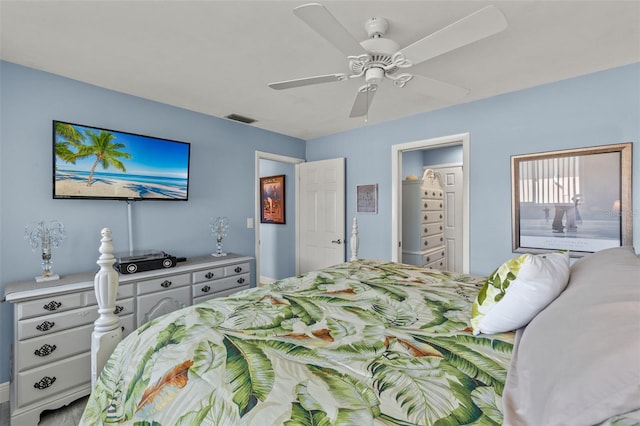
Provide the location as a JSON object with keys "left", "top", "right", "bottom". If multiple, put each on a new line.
{"left": 307, "top": 63, "right": 639, "bottom": 271}
{"left": 0, "top": 61, "right": 305, "bottom": 384}
{"left": 423, "top": 145, "right": 463, "bottom": 166}
{"left": 259, "top": 159, "right": 296, "bottom": 281}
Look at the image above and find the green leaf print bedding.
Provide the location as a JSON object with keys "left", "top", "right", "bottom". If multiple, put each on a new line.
{"left": 80, "top": 260, "right": 514, "bottom": 425}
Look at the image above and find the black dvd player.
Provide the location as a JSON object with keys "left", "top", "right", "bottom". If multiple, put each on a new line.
{"left": 115, "top": 250, "right": 177, "bottom": 274}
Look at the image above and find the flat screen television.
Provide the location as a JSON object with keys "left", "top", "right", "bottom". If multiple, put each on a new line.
{"left": 53, "top": 120, "right": 190, "bottom": 201}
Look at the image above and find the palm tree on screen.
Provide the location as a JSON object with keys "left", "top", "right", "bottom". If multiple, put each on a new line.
{"left": 73, "top": 130, "right": 132, "bottom": 186}
{"left": 54, "top": 122, "right": 84, "bottom": 165}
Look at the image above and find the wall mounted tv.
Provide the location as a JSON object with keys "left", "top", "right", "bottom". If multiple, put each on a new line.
{"left": 53, "top": 120, "right": 190, "bottom": 201}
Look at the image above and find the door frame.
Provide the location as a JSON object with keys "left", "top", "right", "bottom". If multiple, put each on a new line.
{"left": 391, "top": 133, "right": 470, "bottom": 273}
{"left": 255, "top": 151, "right": 304, "bottom": 285}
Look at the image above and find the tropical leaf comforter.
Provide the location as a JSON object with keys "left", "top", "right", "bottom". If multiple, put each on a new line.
{"left": 80, "top": 260, "right": 514, "bottom": 425}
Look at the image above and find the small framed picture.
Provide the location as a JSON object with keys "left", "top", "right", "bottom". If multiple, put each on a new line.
{"left": 260, "top": 175, "right": 285, "bottom": 224}
{"left": 357, "top": 184, "right": 378, "bottom": 214}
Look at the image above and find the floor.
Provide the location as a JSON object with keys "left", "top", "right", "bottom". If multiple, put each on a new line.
{"left": 0, "top": 396, "right": 87, "bottom": 426}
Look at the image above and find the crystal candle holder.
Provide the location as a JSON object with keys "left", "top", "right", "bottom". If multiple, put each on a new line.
{"left": 25, "top": 220, "right": 66, "bottom": 282}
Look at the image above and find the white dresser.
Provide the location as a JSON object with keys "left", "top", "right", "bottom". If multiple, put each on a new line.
{"left": 3, "top": 254, "right": 252, "bottom": 425}
{"left": 402, "top": 171, "right": 447, "bottom": 270}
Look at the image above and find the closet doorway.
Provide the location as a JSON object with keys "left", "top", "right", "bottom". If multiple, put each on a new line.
{"left": 391, "top": 133, "right": 470, "bottom": 273}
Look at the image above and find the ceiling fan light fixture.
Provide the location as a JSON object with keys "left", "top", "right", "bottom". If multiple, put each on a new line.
{"left": 365, "top": 68, "right": 385, "bottom": 86}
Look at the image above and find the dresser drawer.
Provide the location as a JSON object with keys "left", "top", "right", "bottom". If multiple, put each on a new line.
{"left": 136, "top": 273, "right": 190, "bottom": 295}
{"left": 17, "top": 293, "right": 84, "bottom": 320}
{"left": 85, "top": 283, "right": 134, "bottom": 305}
{"left": 19, "top": 305, "right": 98, "bottom": 340}
{"left": 421, "top": 199, "right": 444, "bottom": 211}
{"left": 420, "top": 234, "right": 444, "bottom": 250}
{"left": 224, "top": 262, "right": 250, "bottom": 277}
{"left": 192, "top": 266, "right": 225, "bottom": 283}
{"left": 426, "top": 258, "right": 447, "bottom": 271}
{"left": 421, "top": 188, "right": 443, "bottom": 199}
{"left": 421, "top": 222, "right": 444, "bottom": 237}
{"left": 422, "top": 248, "right": 446, "bottom": 265}
{"left": 137, "top": 285, "right": 190, "bottom": 326}
{"left": 18, "top": 323, "right": 92, "bottom": 371}
{"left": 192, "top": 272, "right": 248, "bottom": 298}
{"left": 420, "top": 211, "right": 444, "bottom": 224}
{"left": 193, "top": 284, "right": 250, "bottom": 305}
{"left": 17, "top": 352, "right": 91, "bottom": 408}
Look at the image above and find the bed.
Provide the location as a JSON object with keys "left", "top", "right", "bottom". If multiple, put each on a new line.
{"left": 80, "top": 229, "right": 640, "bottom": 425}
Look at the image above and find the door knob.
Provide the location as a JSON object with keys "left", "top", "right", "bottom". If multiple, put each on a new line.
{"left": 331, "top": 239, "right": 343, "bottom": 244}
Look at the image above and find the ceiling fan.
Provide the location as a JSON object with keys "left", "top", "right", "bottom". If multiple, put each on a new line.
{"left": 268, "top": 3, "right": 507, "bottom": 118}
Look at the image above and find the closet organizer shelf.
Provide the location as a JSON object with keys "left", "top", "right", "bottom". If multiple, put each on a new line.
{"left": 3, "top": 253, "right": 253, "bottom": 425}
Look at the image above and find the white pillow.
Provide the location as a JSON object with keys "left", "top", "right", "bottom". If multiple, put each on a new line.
{"left": 471, "top": 251, "right": 569, "bottom": 335}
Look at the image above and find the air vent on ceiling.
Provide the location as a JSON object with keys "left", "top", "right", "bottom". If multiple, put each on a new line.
{"left": 225, "top": 113, "right": 257, "bottom": 124}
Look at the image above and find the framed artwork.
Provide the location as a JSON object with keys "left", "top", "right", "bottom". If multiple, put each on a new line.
{"left": 511, "top": 143, "right": 632, "bottom": 257}
{"left": 260, "top": 175, "right": 285, "bottom": 224}
{"left": 357, "top": 184, "right": 378, "bottom": 214}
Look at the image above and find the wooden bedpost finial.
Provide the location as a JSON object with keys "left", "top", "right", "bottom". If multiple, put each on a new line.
{"left": 350, "top": 217, "right": 359, "bottom": 261}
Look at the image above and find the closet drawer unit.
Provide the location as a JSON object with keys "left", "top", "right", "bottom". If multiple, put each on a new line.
{"left": 421, "top": 198, "right": 444, "bottom": 211}
{"left": 18, "top": 323, "right": 93, "bottom": 371}
{"left": 136, "top": 273, "right": 190, "bottom": 296}
{"left": 17, "top": 352, "right": 91, "bottom": 409}
{"left": 192, "top": 266, "right": 225, "bottom": 283}
{"left": 225, "top": 262, "right": 250, "bottom": 277}
{"left": 136, "top": 285, "right": 191, "bottom": 326}
{"left": 420, "top": 234, "right": 444, "bottom": 250}
{"left": 17, "top": 292, "right": 84, "bottom": 320}
{"left": 85, "top": 283, "right": 134, "bottom": 305}
{"left": 422, "top": 248, "right": 446, "bottom": 265}
{"left": 19, "top": 305, "right": 98, "bottom": 340}
{"left": 421, "top": 222, "right": 444, "bottom": 237}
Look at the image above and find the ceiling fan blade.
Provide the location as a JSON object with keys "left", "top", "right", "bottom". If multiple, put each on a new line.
{"left": 269, "top": 73, "right": 347, "bottom": 90}
{"left": 349, "top": 85, "right": 377, "bottom": 118}
{"left": 397, "top": 5, "right": 507, "bottom": 66}
{"left": 294, "top": 3, "right": 367, "bottom": 57}
{"left": 407, "top": 74, "right": 469, "bottom": 101}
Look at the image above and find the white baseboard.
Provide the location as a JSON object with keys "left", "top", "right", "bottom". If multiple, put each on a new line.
{"left": 0, "top": 381, "right": 8, "bottom": 404}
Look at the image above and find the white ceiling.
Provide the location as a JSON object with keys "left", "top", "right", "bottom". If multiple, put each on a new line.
{"left": 1, "top": 1, "right": 639, "bottom": 140}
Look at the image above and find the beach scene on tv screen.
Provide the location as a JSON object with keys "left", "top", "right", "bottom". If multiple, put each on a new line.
{"left": 54, "top": 122, "right": 189, "bottom": 200}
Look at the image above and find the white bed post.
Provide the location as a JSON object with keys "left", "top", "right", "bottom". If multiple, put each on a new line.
{"left": 350, "top": 217, "right": 359, "bottom": 261}
{"left": 91, "top": 228, "right": 122, "bottom": 386}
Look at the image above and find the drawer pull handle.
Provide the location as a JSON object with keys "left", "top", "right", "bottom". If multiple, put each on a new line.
{"left": 423, "top": 202, "right": 428, "bottom": 208}
{"left": 43, "top": 301, "right": 62, "bottom": 311}
{"left": 34, "top": 376, "right": 56, "bottom": 390}
{"left": 424, "top": 241, "right": 429, "bottom": 246}
{"left": 36, "top": 321, "right": 55, "bottom": 332}
{"left": 202, "top": 285, "right": 211, "bottom": 293}
{"left": 121, "top": 326, "right": 125, "bottom": 332}
{"left": 34, "top": 344, "right": 57, "bottom": 357}
{"left": 114, "top": 305, "right": 124, "bottom": 315}
{"left": 160, "top": 280, "right": 172, "bottom": 288}
{"left": 205, "top": 272, "right": 215, "bottom": 279}
{"left": 424, "top": 227, "right": 428, "bottom": 233}
{"left": 234, "top": 266, "right": 242, "bottom": 273}
{"left": 237, "top": 277, "right": 245, "bottom": 284}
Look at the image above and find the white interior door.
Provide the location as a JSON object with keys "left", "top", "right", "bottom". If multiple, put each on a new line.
{"left": 297, "top": 158, "right": 345, "bottom": 273}
{"left": 429, "top": 165, "right": 463, "bottom": 272}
